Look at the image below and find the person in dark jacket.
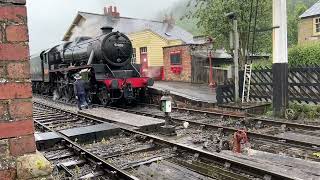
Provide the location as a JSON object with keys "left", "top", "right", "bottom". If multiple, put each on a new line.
{"left": 74, "top": 74, "right": 88, "bottom": 110}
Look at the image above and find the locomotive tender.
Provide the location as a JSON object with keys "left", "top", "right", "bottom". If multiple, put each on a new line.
{"left": 31, "top": 27, "right": 154, "bottom": 105}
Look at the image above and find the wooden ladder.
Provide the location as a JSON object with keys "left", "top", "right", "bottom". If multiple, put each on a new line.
{"left": 242, "top": 64, "right": 253, "bottom": 103}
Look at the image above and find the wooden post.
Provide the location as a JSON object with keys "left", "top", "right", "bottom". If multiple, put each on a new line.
{"left": 207, "top": 37, "right": 214, "bottom": 87}
{"left": 233, "top": 19, "right": 240, "bottom": 102}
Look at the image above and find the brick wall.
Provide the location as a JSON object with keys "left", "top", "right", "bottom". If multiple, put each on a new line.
{"left": 0, "top": 0, "right": 35, "bottom": 179}
{"left": 163, "top": 45, "right": 192, "bottom": 82}
{"left": 298, "top": 17, "right": 320, "bottom": 44}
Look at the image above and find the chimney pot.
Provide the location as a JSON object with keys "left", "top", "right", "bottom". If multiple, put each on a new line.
{"left": 104, "top": 5, "right": 120, "bottom": 17}
{"left": 108, "top": 6, "right": 112, "bottom": 13}
{"left": 104, "top": 6, "right": 108, "bottom": 15}
{"left": 163, "top": 15, "right": 168, "bottom": 23}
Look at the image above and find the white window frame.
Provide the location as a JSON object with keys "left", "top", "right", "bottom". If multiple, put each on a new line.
{"left": 314, "top": 17, "right": 320, "bottom": 35}
{"left": 131, "top": 48, "right": 136, "bottom": 64}
{"left": 140, "top": 47, "right": 147, "bottom": 54}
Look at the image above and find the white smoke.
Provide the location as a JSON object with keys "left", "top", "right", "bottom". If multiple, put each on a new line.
{"left": 27, "top": 0, "right": 184, "bottom": 54}
{"left": 143, "top": 67, "right": 162, "bottom": 80}
{"left": 71, "top": 16, "right": 106, "bottom": 40}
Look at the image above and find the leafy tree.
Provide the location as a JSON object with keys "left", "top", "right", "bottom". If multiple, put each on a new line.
{"left": 160, "top": 0, "right": 318, "bottom": 66}
{"left": 287, "top": 0, "right": 318, "bottom": 10}
{"left": 287, "top": 2, "right": 309, "bottom": 46}
{"left": 189, "top": 0, "right": 272, "bottom": 67}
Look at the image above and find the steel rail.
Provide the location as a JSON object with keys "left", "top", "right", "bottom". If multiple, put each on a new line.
{"left": 138, "top": 103, "right": 320, "bottom": 137}
{"left": 106, "top": 106, "right": 320, "bottom": 151}
{"left": 139, "top": 103, "right": 246, "bottom": 118}
{"left": 141, "top": 103, "right": 320, "bottom": 132}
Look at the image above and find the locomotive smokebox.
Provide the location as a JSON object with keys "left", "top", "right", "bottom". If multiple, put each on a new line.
{"left": 101, "top": 26, "right": 114, "bottom": 34}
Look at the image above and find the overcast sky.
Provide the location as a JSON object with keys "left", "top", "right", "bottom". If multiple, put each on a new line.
{"left": 27, "top": 0, "right": 182, "bottom": 54}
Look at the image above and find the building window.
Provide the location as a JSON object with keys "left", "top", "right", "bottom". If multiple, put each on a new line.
{"left": 170, "top": 51, "right": 181, "bottom": 65}
{"left": 140, "top": 47, "right": 147, "bottom": 54}
{"left": 315, "top": 17, "right": 320, "bottom": 35}
{"left": 132, "top": 48, "right": 136, "bottom": 63}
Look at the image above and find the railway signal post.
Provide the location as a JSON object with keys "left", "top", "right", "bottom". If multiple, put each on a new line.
{"left": 272, "top": 0, "right": 289, "bottom": 117}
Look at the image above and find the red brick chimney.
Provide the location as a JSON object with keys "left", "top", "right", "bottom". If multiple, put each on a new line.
{"left": 104, "top": 5, "right": 120, "bottom": 17}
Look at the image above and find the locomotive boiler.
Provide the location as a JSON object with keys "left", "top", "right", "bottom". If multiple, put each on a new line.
{"left": 31, "top": 27, "right": 154, "bottom": 105}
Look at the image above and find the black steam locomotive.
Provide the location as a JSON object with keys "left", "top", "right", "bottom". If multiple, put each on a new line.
{"left": 31, "top": 27, "right": 153, "bottom": 105}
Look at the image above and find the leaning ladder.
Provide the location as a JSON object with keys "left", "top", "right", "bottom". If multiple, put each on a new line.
{"left": 242, "top": 64, "right": 253, "bottom": 103}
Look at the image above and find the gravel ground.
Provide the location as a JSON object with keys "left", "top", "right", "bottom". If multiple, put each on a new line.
{"left": 83, "top": 134, "right": 154, "bottom": 158}
{"left": 132, "top": 160, "right": 216, "bottom": 180}
{"left": 131, "top": 105, "right": 253, "bottom": 129}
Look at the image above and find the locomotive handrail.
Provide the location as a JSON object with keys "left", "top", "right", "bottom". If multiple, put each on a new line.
{"left": 105, "top": 64, "right": 115, "bottom": 77}
{"left": 130, "top": 63, "right": 141, "bottom": 77}
{"left": 49, "top": 65, "right": 92, "bottom": 72}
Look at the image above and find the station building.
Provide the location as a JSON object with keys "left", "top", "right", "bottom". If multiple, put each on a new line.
{"left": 163, "top": 44, "right": 232, "bottom": 84}
{"left": 63, "top": 6, "right": 201, "bottom": 80}
{"left": 298, "top": 0, "right": 320, "bottom": 44}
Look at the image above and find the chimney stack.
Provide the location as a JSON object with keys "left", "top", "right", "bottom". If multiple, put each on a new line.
{"left": 104, "top": 5, "right": 120, "bottom": 18}
{"left": 163, "top": 14, "right": 175, "bottom": 26}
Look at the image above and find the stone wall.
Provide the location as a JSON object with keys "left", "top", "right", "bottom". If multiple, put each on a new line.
{"left": 163, "top": 45, "right": 192, "bottom": 82}
{"left": 0, "top": 0, "right": 36, "bottom": 179}
{"left": 298, "top": 17, "right": 320, "bottom": 44}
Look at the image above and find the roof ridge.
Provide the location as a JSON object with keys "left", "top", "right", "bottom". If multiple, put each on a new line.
{"left": 78, "top": 11, "right": 164, "bottom": 23}
{"left": 299, "top": 0, "right": 320, "bottom": 18}
{"left": 64, "top": 11, "right": 197, "bottom": 44}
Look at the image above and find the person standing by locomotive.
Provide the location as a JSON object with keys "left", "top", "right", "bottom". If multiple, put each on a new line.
{"left": 74, "top": 74, "right": 88, "bottom": 110}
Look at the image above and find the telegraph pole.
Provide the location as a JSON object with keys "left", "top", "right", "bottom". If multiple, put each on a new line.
{"left": 272, "top": 0, "right": 288, "bottom": 117}
{"left": 226, "top": 12, "right": 239, "bottom": 102}
{"left": 233, "top": 18, "right": 239, "bottom": 102}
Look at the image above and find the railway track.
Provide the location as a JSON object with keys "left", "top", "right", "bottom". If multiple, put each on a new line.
{"left": 34, "top": 95, "right": 320, "bottom": 160}
{"left": 97, "top": 104, "right": 320, "bottom": 161}
{"left": 33, "top": 102, "right": 302, "bottom": 180}
{"left": 34, "top": 105, "right": 137, "bottom": 180}
{"left": 141, "top": 103, "right": 320, "bottom": 131}
{"left": 36, "top": 94, "right": 320, "bottom": 133}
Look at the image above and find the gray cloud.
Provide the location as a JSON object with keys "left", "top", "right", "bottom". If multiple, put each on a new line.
{"left": 27, "top": 0, "right": 182, "bottom": 54}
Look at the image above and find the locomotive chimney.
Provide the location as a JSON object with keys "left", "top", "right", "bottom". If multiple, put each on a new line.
{"left": 104, "top": 5, "right": 120, "bottom": 18}
{"left": 101, "top": 26, "right": 114, "bottom": 34}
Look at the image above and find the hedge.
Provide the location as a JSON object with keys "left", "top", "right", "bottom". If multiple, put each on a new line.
{"left": 288, "top": 42, "right": 320, "bottom": 66}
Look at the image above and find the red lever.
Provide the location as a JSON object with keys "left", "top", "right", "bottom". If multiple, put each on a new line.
{"left": 233, "top": 130, "right": 248, "bottom": 153}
